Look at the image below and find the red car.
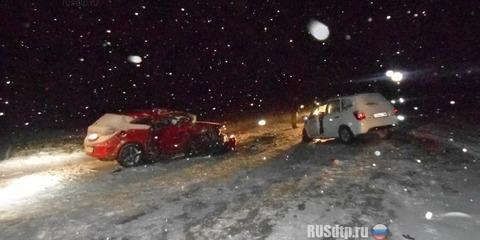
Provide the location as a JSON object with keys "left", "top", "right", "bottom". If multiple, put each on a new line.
{"left": 84, "top": 109, "right": 236, "bottom": 167}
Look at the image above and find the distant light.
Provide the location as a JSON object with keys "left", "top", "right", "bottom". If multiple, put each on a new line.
{"left": 307, "top": 20, "right": 330, "bottom": 41}
{"left": 398, "top": 97, "right": 405, "bottom": 103}
{"left": 450, "top": 100, "right": 456, "bottom": 105}
{"left": 386, "top": 70, "right": 394, "bottom": 77}
{"left": 425, "top": 211, "right": 433, "bottom": 220}
{"left": 391, "top": 72, "right": 403, "bottom": 82}
{"left": 128, "top": 55, "right": 142, "bottom": 64}
{"left": 397, "top": 115, "right": 405, "bottom": 121}
{"left": 257, "top": 119, "right": 266, "bottom": 126}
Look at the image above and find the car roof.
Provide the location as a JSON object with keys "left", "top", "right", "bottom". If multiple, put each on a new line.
{"left": 325, "top": 92, "right": 382, "bottom": 102}
{"left": 123, "top": 108, "right": 191, "bottom": 119}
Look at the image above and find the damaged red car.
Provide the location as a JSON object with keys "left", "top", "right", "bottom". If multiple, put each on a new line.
{"left": 84, "top": 109, "right": 236, "bottom": 167}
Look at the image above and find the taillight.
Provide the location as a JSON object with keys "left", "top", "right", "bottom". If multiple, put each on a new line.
{"left": 354, "top": 111, "right": 366, "bottom": 120}
{"left": 392, "top": 108, "right": 399, "bottom": 115}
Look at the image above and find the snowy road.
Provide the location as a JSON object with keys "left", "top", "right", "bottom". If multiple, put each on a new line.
{"left": 1, "top": 115, "right": 479, "bottom": 240}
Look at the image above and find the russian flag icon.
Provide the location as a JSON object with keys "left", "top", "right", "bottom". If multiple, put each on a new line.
{"left": 371, "top": 224, "right": 389, "bottom": 240}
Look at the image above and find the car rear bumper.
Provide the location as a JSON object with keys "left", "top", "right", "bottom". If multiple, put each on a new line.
{"left": 367, "top": 124, "right": 397, "bottom": 133}
{"left": 354, "top": 116, "right": 398, "bottom": 135}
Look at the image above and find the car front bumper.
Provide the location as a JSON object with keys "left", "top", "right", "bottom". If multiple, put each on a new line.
{"left": 84, "top": 141, "right": 117, "bottom": 160}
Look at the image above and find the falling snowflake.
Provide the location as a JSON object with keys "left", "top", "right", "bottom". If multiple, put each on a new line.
{"left": 127, "top": 55, "right": 142, "bottom": 64}
{"left": 307, "top": 20, "right": 330, "bottom": 41}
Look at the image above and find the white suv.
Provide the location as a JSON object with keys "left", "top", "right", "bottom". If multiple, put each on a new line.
{"left": 303, "top": 93, "right": 399, "bottom": 143}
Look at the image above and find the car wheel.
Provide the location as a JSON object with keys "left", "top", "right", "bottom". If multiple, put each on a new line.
{"left": 338, "top": 126, "right": 355, "bottom": 144}
{"left": 302, "top": 128, "right": 312, "bottom": 142}
{"left": 117, "top": 143, "right": 144, "bottom": 167}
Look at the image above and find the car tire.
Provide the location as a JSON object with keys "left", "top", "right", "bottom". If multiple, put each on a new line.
{"left": 338, "top": 126, "right": 355, "bottom": 144}
{"left": 117, "top": 143, "right": 144, "bottom": 167}
{"left": 302, "top": 128, "right": 312, "bottom": 142}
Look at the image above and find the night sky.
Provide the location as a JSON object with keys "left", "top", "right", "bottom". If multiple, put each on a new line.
{"left": 1, "top": 0, "right": 479, "bottom": 134}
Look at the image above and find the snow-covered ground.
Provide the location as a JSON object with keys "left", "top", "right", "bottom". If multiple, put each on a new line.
{"left": 0, "top": 114, "right": 479, "bottom": 240}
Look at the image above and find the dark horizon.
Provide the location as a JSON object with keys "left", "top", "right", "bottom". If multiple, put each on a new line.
{"left": 1, "top": 0, "right": 479, "bottom": 133}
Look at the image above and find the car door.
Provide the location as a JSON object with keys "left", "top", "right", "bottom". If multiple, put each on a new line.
{"left": 322, "top": 99, "right": 342, "bottom": 137}
{"left": 154, "top": 118, "right": 189, "bottom": 154}
{"left": 304, "top": 110, "right": 320, "bottom": 138}
{"left": 168, "top": 115, "right": 193, "bottom": 152}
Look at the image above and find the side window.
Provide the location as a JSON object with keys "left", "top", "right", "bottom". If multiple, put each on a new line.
{"left": 341, "top": 99, "right": 353, "bottom": 111}
{"left": 312, "top": 104, "right": 327, "bottom": 116}
{"left": 327, "top": 100, "right": 341, "bottom": 114}
{"left": 153, "top": 118, "right": 172, "bottom": 129}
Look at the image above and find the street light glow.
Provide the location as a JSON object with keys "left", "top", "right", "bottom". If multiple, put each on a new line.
{"left": 391, "top": 72, "right": 403, "bottom": 82}
{"left": 386, "top": 70, "right": 394, "bottom": 77}
{"left": 386, "top": 70, "right": 404, "bottom": 83}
